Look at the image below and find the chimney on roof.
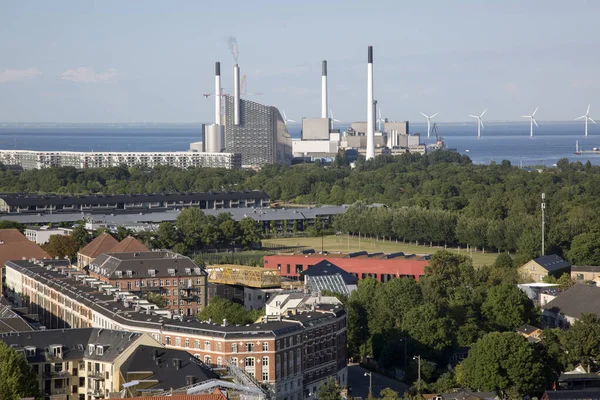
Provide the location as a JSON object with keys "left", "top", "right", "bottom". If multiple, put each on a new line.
{"left": 152, "top": 349, "right": 159, "bottom": 360}
{"left": 186, "top": 375, "right": 196, "bottom": 386}
{"left": 173, "top": 358, "right": 182, "bottom": 370}
{"left": 222, "top": 318, "right": 228, "bottom": 327}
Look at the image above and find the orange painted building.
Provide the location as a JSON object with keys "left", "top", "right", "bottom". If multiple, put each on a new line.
{"left": 264, "top": 253, "right": 427, "bottom": 282}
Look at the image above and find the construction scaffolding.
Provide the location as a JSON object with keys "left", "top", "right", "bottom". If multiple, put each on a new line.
{"left": 206, "top": 265, "right": 281, "bottom": 288}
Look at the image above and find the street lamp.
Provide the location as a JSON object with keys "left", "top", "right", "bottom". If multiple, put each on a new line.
{"left": 364, "top": 372, "right": 372, "bottom": 398}
{"left": 413, "top": 355, "right": 421, "bottom": 394}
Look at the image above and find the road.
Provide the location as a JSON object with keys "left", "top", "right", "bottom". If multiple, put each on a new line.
{"left": 346, "top": 364, "right": 408, "bottom": 399}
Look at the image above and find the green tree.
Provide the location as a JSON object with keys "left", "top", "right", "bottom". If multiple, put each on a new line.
{"left": 143, "top": 292, "right": 167, "bottom": 308}
{"left": 458, "top": 332, "right": 548, "bottom": 399}
{"left": 379, "top": 388, "right": 400, "bottom": 400}
{"left": 175, "top": 207, "right": 207, "bottom": 248}
{"left": 116, "top": 225, "right": 132, "bottom": 241}
{"left": 493, "top": 253, "right": 514, "bottom": 269}
{"left": 0, "top": 220, "right": 24, "bottom": 232}
{"left": 239, "top": 217, "right": 261, "bottom": 248}
{"left": 542, "top": 273, "right": 575, "bottom": 290}
{"left": 42, "top": 234, "right": 79, "bottom": 260}
{"left": 0, "top": 341, "right": 39, "bottom": 400}
{"left": 156, "top": 222, "right": 177, "bottom": 249}
{"left": 562, "top": 313, "right": 600, "bottom": 371}
{"left": 567, "top": 232, "right": 600, "bottom": 265}
{"left": 197, "top": 296, "right": 260, "bottom": 325}
{"left": 481, "top": 284, "right": 536, "bottom": 331}
{"left": 71, "top": 224, "right": 91, "bottom": 248}
{"left": 316, "top": 377, "right": 341, "bottom": 400}
{"left": 402, "top": 303, "right": 456, "bottom": 355}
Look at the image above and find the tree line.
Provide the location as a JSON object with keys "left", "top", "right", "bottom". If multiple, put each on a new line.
{"left": 3, "top": 152, "right": 600, "bottom": 263}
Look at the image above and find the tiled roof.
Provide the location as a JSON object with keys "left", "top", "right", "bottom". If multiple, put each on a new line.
{"left": 78, "top": 233, "right": 119, "bottom": 258}
{"left": 0, "top": 229, "right": 50, "bottom": 266}
{"left": 517, "top": 324, "right": 541, "bottom": 335}
{"left": 109, "top": 236, "right": 149, "bottom": 253}
{"left": 112, "top": 388, "right": 227, "bottom": 400}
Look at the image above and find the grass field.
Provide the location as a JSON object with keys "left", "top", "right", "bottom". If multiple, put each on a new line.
{"left": 262, "top": 235, "right": 499, "bottom": 267}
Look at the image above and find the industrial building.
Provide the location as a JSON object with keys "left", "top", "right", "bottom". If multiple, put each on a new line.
{"left": 264, "top": 251, "right": 429, "bottom": 282}
{"left": 0, "top": 191, "right": 270, "bottom": 214}
{"left": 0, "top": 149, "right": 241, "bottom": 170}
{"left": 4, "top": 258, "right": 348, "bottom": 398}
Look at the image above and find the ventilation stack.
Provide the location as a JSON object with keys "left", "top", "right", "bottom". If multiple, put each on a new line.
{"left": 215, "top": 62, "right": 221, "bottom": 125}
{"left": 234, "top": 64, "right": 240, "bottom": 125}
{"left": 366, "top": 46, "right": 375, "bottom": 160}
{"left": 322, "top": 60, "right": 328, "bottom": 119}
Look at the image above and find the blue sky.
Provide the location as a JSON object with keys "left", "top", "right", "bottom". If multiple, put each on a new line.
{"left": 1, "top": 0, "right": 599, "bottom": 123}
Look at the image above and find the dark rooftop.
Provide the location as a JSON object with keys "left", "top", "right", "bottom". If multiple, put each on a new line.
{"left": 572, "top": 265, "right": 600, "bottom": 273}
{"left": 517, "top": 324, "right": 541, "bottom": 335}
{"left": 120, "top": 345, "right": 217, "bottom": 391}
{"left": 543, "top": 284, "right": 600, "bottom": 319}
{"left": 301, "top": 260, "right": 358, "bottom": 285}
{"left": 89, "top": 251, "right": 206, "bottom": 279}
{"left": 543, "top": 389, "right": 600, "bottom": 399}
{"left": 534, "top": 255, "right": 571, "bottom": 272}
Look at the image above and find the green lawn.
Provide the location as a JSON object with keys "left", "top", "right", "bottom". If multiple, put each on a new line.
{"left": 262, "top": 235, "right": 499, "bottom": 267}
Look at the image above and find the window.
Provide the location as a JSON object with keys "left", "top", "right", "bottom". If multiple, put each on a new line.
{"left": 25, "top": 346, "right": 35, "bottom": 357}
{"left": 262, "top": 356, "right": 269, "bottom": 367}
{"left": 175, "top": 337, "right": 181, "bottom": 347}
{"left": 231, "top": 357, "right": 238, "bottom": 365}
{"left": 217, "top": 342, "right": 222, "bottom": 351}
{"left": 204, "top": 341, "right": 211, "bottom": 351}
{"left": 127, "top": 270, "right": 132, "bottom": 277}
{"left": 165, "top": 336, "right": 171, "bottom": 345}
{"left": 286, "top": 264, "right": 290, "bottom": 274}
{"left": 166, "top": 289, "right": 170, "bottom": 296}
{"left": 166, "top": 280, "right": 171, "bottom": 286}
{"left": 262, "top": 342, "right": 268, "bottom": 351}
{"left": 88, "top": 344, "right": 95, "bottom": 355}
{"left": 530, "top": 265, "right": 535, "bottom": 271}
{"left": 185, "top": 338, "right": 190, "bottom": 348}
{"left": 194, "top": 340, "right": 200, "bottom": 349}
{"left": 217, "top": 357, "right": 223, "bottom": 365}
{"left": 246, "top": 343, "right": 254, "bottom": 352}
{"left": 577, "top": 273, "right": 584, "bottom": 280}
{"left": 96, "top": 346, "right": 103, "bottom": 356}
{"left": 160, "top": 280, "right": 164, "bottom": 286}
{"left": 204, "top": 355, "right": 211, "bottom": 365}
{"left": 135, "top": 281, "right": 140, "bottom": 288}
{"left": 232, "top": 343, "right": 238, "bottom": 353}
{"left": 290, "top": 336, "right": 294, "bottom": 346}
{"left": 262, "top": 371, "right": 269, "bottom": 381}
{"left": 245, "top": 357, "right": 255, "bottom": 367}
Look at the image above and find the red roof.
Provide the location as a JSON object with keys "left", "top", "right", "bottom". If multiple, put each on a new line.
{"left": 111, "top": 388, "right": 227, "bottom": 400}
{"left": 78, "top": 233, "right": 119, "bottom": 258}
{"left": 0, "top": 229, "right": 50, "bottom": 266}
{"left": 110, "top": 236, "right": 149, "bottom": 253}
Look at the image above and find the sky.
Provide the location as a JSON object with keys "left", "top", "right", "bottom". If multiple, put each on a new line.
{"left": 1, "top": 0, "right": 600, "bottom": 124}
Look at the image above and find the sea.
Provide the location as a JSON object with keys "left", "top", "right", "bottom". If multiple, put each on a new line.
{"left": 1, "top": 121, "right": 600, "bottom": 167}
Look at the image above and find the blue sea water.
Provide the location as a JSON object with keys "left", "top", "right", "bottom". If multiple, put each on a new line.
{"left": 0, "top": 121, "right": 599, "bottom": 166}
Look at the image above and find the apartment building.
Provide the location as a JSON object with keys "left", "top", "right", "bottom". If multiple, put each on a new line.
{"left": 88, "top": 251, "right": 208, "bottom": 316}
{"left": 0, "top": 328, "right": 156, "bottom": 400}
{"left": 4, "top": 259, "right": 348, "bottom": 399}
{"left": 77, "top": 234, "right": 148, "bottom": 270}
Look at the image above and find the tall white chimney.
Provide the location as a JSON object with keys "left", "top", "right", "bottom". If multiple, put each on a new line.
{"left": 215, "top": 62, "right": 221, "bottom": 125}
{"left": 366, "top": 46, "right": 375, "bottom": 160}
{"left": 234, "top": 64, "right": 240, "bottom": 125}
{"left": 321, "top": 60, "right": 328, "bottom": 119}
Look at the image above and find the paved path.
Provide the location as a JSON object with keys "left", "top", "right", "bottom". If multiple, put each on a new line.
{"left": 346, "top": 364, "right": 409, "bottom": 399}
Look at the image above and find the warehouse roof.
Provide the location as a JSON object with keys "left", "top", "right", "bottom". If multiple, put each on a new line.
{"left": 543, "top": 284, "right": 600, "bottom": 319}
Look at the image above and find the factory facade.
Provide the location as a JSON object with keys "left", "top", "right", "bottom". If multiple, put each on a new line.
{"left": 4, "top": 258, "right": 348, "bottom": 399}
{"left": 0, "top": 149, "right": 241, "bottom": 170}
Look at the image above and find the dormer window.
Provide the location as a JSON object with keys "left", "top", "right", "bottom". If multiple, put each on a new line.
{"left": 115, "top": 271, "right": 123, "bottom": 278}
{"left": 148, "top": 269, "right": 155, "bottom": 277}
{"left": 126, "top": 270, "right": 133, "bottom": 277}
{"left": 88, "top": 344, "right": 95, "bottom": 355}
{"left": 194, "top": 267, "right": 201, "bottom": 275}
{"left": 185, "top": 268, "right": 191, "bottom": 275}
{"left": 168, "top": 269, "right": 175, "bottom": 276}
{"left": 24, "top": 346, "right": 36, "bottom": 357}
{"left": 49, "top": 345, "right": 62, "bottom": 359}
{"left": 96, "top": 346, "right": 104, "bottom": 356}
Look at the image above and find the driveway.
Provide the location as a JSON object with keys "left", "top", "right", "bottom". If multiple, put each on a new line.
{"left": 346, "top": 364, "right": 409, "bottom": 399}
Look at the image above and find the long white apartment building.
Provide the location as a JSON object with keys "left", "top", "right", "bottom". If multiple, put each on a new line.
{"left": 0, "top": 149, "right": 241, "bottom": 170}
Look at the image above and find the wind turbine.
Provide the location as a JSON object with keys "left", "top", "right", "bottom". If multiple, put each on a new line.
{"left": 329, "top": 109, "right": 341, "bottom": 130}
{"left": 282, "top": 110, "right": 295, "bottom": 125}
{"left": 420, "top": 112, "right": 439, "bottom": 139}
{"left": 575, "top": 104, "right": 596, "bottom": 137}
{"left": 469, "top": 109, "right": 487, "bottom": 138}
{"left": 521, "top": 107, "right": 539, "bottom": 137}
{"left": 377, "top": 108, "right": 385, "bottom": 132}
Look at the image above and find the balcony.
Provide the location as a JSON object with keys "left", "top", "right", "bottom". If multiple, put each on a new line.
{"left": 43, "top": 370, "right": 70, "bottom": 379}
{"left": 87, "top": 371, "right": 106, "bottom": 380}
{"left": 87, "top": 388, "right": 105, "bottom": 398}
{"left": 51, "top": 387, "right": 68, "bottom": 395}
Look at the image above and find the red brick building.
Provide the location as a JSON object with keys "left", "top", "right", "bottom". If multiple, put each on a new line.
{"left": 264, "top": 252, "right": 428, "bottom": 282}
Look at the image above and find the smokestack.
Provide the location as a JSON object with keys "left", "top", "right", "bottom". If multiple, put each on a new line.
{"left": 366, "top": 46, "right": 375, "bottom": 160}
{"left": 234, "top": 64, "right": 240, "bottom": 125}
{"left": 215, "top": 62, "right": 221, "bottom": 125}
{"left": 321, "top": 60, "right": 328, "bottom": 119}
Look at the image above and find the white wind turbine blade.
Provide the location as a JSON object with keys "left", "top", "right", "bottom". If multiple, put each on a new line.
{"left": 379, "top": 108, "right": 382, "bottom": 120}
{"left": 282, "top": 110, "right": 288, "bottom": 121}
{"left": 587, "top": 104, "right": 591, "bottom": 115}
{"left": 431, "top": 112, "right": 439, "bottom": 119}
{"left": 480, "top": 109, "right": 488, "bottom": 117}
{"left": 521, "top": 115, "right": 530, "bottom": 118}
{"left": 420, "top": 112, "right": 429, "bottom": 118}
{"left": 287, "top": 119, "right": 296, "bottom": 123}
{"left": 533, "top": 118, "right": 538, "bottom": 128}
{"left": 469, "top": 115, "right": 479, "bottom": 119}
{"left": 479, "top": 119, "right": 485, "bottom": 129}
{"left": 532, "top": 107, "right": 539, "bottom": 116}
{"left": 575, "top": 115, "right": 586, "bottom": 120}
{"left": 590, "top": 117, "right": 597, "bottom": 124}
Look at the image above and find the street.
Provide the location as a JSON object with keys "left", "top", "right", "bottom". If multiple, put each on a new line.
{"left": 346, "top": 364, "right": 409, "bottom": 399}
